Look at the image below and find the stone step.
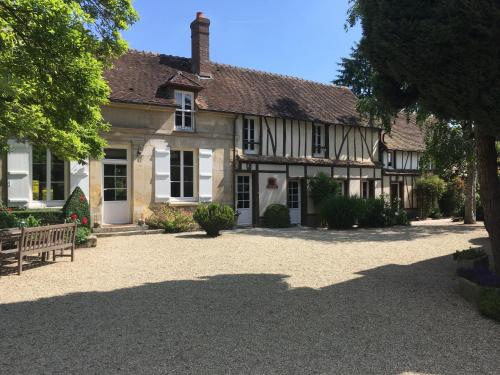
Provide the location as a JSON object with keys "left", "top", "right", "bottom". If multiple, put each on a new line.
{"left": 93, "top": 224, "right": 148, "bottom": 234}
{"left": 93, "top": 229, "right": 164, "bottom": 238}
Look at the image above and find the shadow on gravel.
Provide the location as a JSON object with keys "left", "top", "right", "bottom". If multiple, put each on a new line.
{"left": 231, "top": 223, "right": 487, "bottom": 244}
{"left": 1, "top": 256, "right": 498, "bottom": 374}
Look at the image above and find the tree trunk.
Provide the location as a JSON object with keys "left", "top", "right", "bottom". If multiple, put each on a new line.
{"left": 463, "top": 160, "right": 477, "bottom": 224}
{"left": 476, "top": 127, "right": 500, "bottom": 274}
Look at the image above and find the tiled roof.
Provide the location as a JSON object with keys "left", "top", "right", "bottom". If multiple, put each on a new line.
{"left": 383, "top": 113, "right": 425, "bottom": 151}
{"left": 104, "top": 50, "right": 364, "bottom": 126}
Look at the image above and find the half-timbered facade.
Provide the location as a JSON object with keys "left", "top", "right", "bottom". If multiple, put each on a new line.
{"left": 0, "top": 12, "right": 424, "bottom": 226}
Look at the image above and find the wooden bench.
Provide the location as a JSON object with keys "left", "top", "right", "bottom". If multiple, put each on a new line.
{"left": 0, "top": 222, "right": 77, "bottom": 275}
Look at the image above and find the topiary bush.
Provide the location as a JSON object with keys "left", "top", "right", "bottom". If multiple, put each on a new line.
{"left": 308, "top": 172, "right": 340, "bottom": 206}
{"left": 62, "top": 186, "right": 90, "bottom": 228}
{"left": 146, "top": 205, "right": 198, "bottom": 233}
{"left": 193, "top": 203, "right": 235, "bottom": 237}
{"left": 320, "top": 195, "right": 362, "bottom": 229}
{"left": 262, "top": 204, "right": 291, "bottom": 228}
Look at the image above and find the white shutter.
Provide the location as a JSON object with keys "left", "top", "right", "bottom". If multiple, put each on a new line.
{"left": 7, "top": 140, "right": 31, "bottom": 205}
{"left": 70, "top": 160, "right": 90, "bottom": 199}
{"left": 154, "top": 145, "right": 171, "bottom": 202}
{"left": 199, "top": 148, "right": 213, "bottom": 202}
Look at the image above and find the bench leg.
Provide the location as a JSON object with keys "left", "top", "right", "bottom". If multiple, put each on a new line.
{"left": 18, "top": 253, "right": 22, "bottom": 275}
{"left": 71, "top": 245, "right": 74, "bottom": 262}
{"left": 53, "top": 250, "right": 56, "bottom": 261}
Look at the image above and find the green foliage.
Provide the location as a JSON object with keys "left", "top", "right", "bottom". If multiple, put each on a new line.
{"left": 22, "top": 215, "right": 41, "bottom": 228}
{"left": 321, "top": 195, "right": 362, "bottom": 229}
{"left": 262, "top": 204, "right": 291, "bottom": 228}
{"left": 62, "top": 186, "right": 90, "bottom": 228}
{"left": 479, "top": 288, "right": 500, "bottom": 322}
{"left": 453, "top": 248, "right": 487, "bottom": 261}
{"left": 193, "top": 203, "right": 235, "bottom": 237}
{"left": 146, "top": 205, "right": 198, "bottom": 233}
{"left": 358, "top": 198, "right": 386, "bottom": 228}
{"left": 0, "top": 1, "right": 138, "bottom": 161}
{"left": 308, "top": 173, "right": 340, "bottom": 206}
{"left": 0, "top": 205, "right": 18, "bottom": 229}
{"left": 415, "top": 175, "right": 446, "bottom": 218}
{"left": 439, "top": 179, "right": 465, "bottom": 217}
{"left": 11, "top": 209, "right": 63, "bottom": 225}
{"left": 75, "top": 226, "right": 90, "bottom": 245}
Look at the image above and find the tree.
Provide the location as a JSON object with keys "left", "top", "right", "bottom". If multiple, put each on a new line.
{"left": 347, "top": 0, "right": 500, "bottom": 272}
{"left": 0, "top": 0, "right": 138, "bottom": 161}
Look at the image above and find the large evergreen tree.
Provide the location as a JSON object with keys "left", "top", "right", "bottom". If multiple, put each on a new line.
{"left": 0, "top": 0, "right": 138, "bottom": 161}
{"left": 346, "top": 0, "right": 500, "bottom": 272}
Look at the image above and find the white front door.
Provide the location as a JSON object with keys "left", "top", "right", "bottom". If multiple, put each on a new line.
{"left": 288, "top": 180, "right": 301, "bottom": 225}
{"left": 102, "top": 148, "right": 131, "bottom": 224}
{"left": 236, "top": 174, "right": 252, "bottom": 226}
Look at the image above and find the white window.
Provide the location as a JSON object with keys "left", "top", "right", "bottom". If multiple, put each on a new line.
{"left": 32, "top": 147, "right": 66, "bottom": 202}
{"left": 170, "top": 150, "right": 194, "bottom": 199}
{"left": 175, "top": 91, "right": 195, "bottom": 130}
{"left": 312, "top": 124, "right": 323, "bottom": 156}
{"left": 243, "top": 118, "right": 256, "bottom": 154}
{"left": 387, "top": 151, "right": 393, "bottom": 168}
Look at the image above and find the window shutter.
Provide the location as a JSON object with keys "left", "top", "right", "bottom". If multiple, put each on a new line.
{"left": 199, "top": 148, "right": 213, "bottom": 202}
{"left": 70, "top": 160, "right": 90, "bottom": 199}
{"left": 154, "top": 145, "right": 171, "bottom": 202}
{"left": 7, "top": 140, "right": 31, "bottom": 205}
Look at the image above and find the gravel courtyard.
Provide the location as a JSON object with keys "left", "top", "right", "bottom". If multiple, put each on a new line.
{"left": 0, "top": 220, "right": 499, "bottom": 374}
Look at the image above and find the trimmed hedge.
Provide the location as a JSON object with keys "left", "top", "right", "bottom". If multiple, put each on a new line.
{"left": 262, "top": 204, "right": 291, "bottom": 228}
{"left": 193, "top": 203, "right": 235, "bottom": 237}
{"left": 146, "top": 205, "right": 198, "bottom": 233}
{"left": 10, "top": 209, "right": 63, "bottom": 225}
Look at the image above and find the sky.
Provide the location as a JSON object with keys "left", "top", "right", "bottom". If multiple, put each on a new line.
{"left": 122, "top": 0, "right": 361, "bottom": 84}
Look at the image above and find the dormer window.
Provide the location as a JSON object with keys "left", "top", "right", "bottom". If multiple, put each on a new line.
{"left": 175, "top": 91, "right": 195, "bottom": 131}
{"left": 312, "top": 124, "right": 323, "bottom": 156}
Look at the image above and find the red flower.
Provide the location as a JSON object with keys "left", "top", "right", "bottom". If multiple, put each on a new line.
{"left": 70, "top": 213, "right": 78, "bottom": 221}
{"left": 82, "top": 217, "right": 88, "bottom": 225}
{"left": 79, "top": 194, "right": 86, "bottom": 202}
{"left": 7, "top": 207, "right": 12, "bottom": 213}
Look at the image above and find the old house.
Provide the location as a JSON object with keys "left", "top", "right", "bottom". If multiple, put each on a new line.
{"left": 1, "top": 12, "right": 425, "bottom": 226}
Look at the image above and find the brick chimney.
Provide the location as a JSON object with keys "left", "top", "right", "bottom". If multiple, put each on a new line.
{"left": 190, "top": 12, "right": 211, "bottom": 78}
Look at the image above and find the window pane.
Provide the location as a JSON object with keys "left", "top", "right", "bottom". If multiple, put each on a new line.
{"left": 183, "top": 151, "right": 194, "bottom": 166}
{"left": 104, "top": 148, "right": 127, "bottom": 160}
{"left": 51, "top": 158, "right": 64, "bottom": 182}
{"left": 184, "top": 182, "right": 193, "bottom": 198}
{"left": 104, "top": 189, "right": 115, "bottom": 201}
{"left": 104, "top": 164, "right": 115, "bottom": 176}
{"left": 171, "top": 151, "right": 180, "bottom": 165}
{"left": 115, "top": 177, "right": 127, "bottom": 189}
{"left": 175, "top": 92, "right": 183, "bottom": 108}
{"left": 184, "top": 112, "right": 192, "bottom": 128}
{"left": 115, "top": 189, "right": 127, "bottom": 201}
{"left": 52, "top": 182, "right": 65, "bottom": 200}
{"left": 115, "top": 164, "right": 127, "bottom": 177}
{"left": 184, "top": 94, "right": 192, "bottom": 110}
{"left": 32, "top": 147, "right": 47, "bottom": 163}
{"left": 171, "top": 182, "right": 181, "bottom": 197}
{"left": 170, "top": 165, "right": 180, "bottom": 182}
{"left": 183, "top": 166, "right": 193, "bottom": 182}
{"left": 175, "top": 112, "right": 183, "bottom": 128}
{"left": 32, "top": 148, "right": 47, "bottom": 201}
{"left": 104, "top": 177, "right": 114, "bottom": 189}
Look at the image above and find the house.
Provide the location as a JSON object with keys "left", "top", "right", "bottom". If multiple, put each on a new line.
{"left": 1, "top": 12, "right": 425, "bottom": 226}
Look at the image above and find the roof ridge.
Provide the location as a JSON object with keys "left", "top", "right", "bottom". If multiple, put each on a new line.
{"left": 128, "top": 48, "right": 190, "bottom": 62}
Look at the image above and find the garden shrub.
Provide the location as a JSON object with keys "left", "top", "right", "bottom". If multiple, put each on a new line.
{"left": 358, "top": 198, "right": 386, "bottom": 228}
{"left": 62, "top": 187, "right": 90, "bottom": 228}
{"left": 415, "top": 175, "right": 446, "bottom": 218}
{"left": 262, "top": 204, "right": 290, "bottom": 228}
{"left": 75, "top": 226, "right": 91, "bottom": 245}
{"left": 0, "top": 205, "right": 18, "bottom": 229}
{"left": 439, "top": 178, "right": 465, "bottom": 217}
{"left": 146, "top": 205, "right": 198, "bottom": 233}
{"left": 479, "top": 288, "right": 500, "bottom": 322}
{"left": 320, "top": 195, "right": 362, "bottom": 229}
{"left": 308, "top": 172, "right": 340, "bottom": 206}
{"left": 428, "top": 207, "right": 443, "bottom": 219}
{"left": 11, "top": 209, "right": 63, "bottom": 225}
{"left": 193, "top": 203, "right": 235, "bottom": 237}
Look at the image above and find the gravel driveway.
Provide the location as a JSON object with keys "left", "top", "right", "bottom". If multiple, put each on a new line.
{"left": 0, "top": 220, "right": 499, "bottom": 374}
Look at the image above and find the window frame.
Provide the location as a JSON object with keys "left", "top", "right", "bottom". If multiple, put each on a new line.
{"left": 387, "top": 151, "right": 393, "bottom": 168}
{"left": 170, "top": 149, "right": 196, "bottom": 201}
{"left": 361, "top": 179, "right": 376, "bottom": 200}
{"left": 312, "top": 124, "right": 323, "bottom": 157}
{"left": 174, "top": 90, "right": 195, "bottom": 131}
{"left": 243, "top": 118, "right": 257, "bottom": 154}
{"left": 30, "top": 148, "right": 66, "bottom": 205}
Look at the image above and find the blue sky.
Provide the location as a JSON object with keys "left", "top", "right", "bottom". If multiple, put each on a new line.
{"left": 122, "top": 0, "right": 361, "bottom": 84}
